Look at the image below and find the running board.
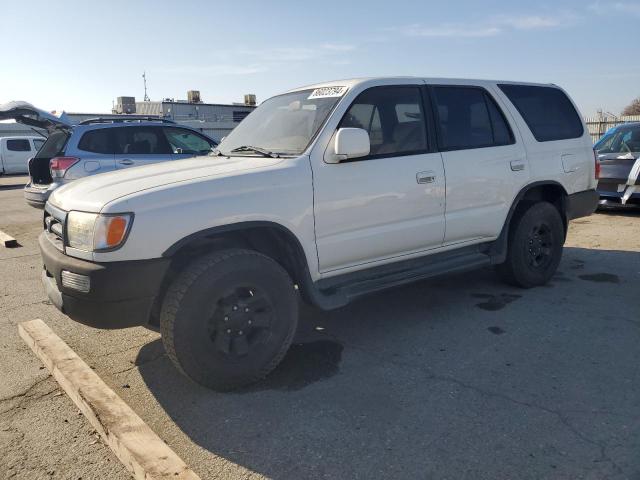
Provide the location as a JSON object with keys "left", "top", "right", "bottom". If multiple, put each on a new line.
{"left": 310, "top": 244, "right": 494, "bottom": 309}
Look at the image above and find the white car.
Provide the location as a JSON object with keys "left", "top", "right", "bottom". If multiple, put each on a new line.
{"left": 0, "top": 136, "right": 45, "bottom": 174}
{"left": 38, "top": 77, "right": 598, "bottom": 390}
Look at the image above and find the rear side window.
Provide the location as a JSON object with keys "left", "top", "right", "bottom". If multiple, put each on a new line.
{"left": 78, "top": 129, "right": 112, "bottom": 154}
{"left": 6, "top": 139, "right": 31, "bottom": 151}
{"left": 33, "top": 139, "right": 45, "bottom": 151}
{"left": 34, "top": 130, "right": 69, "bottom": 159}
{"left": 339, "top": 86, "right": 427, "bottom": 158}
{"left": 432, "top": 86, "right": 514, "bottom": 150}
{"left": 498, "top": 84, "right": 583, "bottom": 142}
{"left": 112, "top": 127, "right": 172, "bottom": 155}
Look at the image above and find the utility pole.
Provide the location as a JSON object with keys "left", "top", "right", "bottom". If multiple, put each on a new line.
{"left": 142, "top": 71, "right": 150, "bottom": 102}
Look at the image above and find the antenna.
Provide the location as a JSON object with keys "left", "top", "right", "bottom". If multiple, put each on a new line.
{"left": 142, "top": 71, "right": 150, "bottom": 102}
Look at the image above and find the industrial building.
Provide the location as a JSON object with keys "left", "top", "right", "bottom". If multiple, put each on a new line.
{"left": 0, "top": 91, "right": 257, "bottom": 142}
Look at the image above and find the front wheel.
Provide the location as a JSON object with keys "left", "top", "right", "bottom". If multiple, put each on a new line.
{"left": 495, "top": 202, "right": 565, "bottom": 288}
{"left": 160, "top": 249, "right": 298, "bottom": 391}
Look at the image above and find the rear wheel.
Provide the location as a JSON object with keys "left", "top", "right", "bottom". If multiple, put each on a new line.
{"left": 495, "top": 202, "right": 564, "bottom": 288}
{"left": 160, "top": 249, "right": 298, "bottom": 391}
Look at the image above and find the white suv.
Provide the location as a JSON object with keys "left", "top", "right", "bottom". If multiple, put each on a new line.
{"left": 37, "top": 77, "right": 598, "bottom": 390}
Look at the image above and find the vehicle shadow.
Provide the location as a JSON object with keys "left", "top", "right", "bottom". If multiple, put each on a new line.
{"left": 135, "top": 246, "right": 640, "bottom": 479}
{"left": 596, "top": 207, "right": 640, "bottom": 218}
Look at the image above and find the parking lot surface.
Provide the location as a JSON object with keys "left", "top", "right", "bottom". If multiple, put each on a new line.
{"left": 1, "top": 178, "right": 639, "bottom": 479}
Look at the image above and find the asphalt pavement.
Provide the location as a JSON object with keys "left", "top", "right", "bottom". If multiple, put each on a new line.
{"left": 1, "top": 179, "right": 639, "bottom": 479}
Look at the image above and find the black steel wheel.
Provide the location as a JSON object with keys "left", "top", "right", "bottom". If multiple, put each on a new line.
{"left": 160, "top": 249, "right": 298, "bottom": 391}
{"left": 496, "top": 202, "right": 565, "bottom": 288}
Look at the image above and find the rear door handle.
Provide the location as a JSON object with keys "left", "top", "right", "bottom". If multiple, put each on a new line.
{"left": 510, "top": 161, "right": 526, "bottom": 172}
{"left": 118, "top": 159, "right": 134, "bottom": 166}
{"left": 417, "top": 171, "right": 436, "bottom": 184}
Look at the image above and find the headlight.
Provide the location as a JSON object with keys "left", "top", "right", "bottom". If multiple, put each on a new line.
{"left": 66, "top": 211, "right": 133, "bottom": 252}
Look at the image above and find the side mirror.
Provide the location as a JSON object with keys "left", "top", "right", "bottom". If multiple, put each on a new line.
{"left": 328, "top": 128, "right": 370, "bottom": 163}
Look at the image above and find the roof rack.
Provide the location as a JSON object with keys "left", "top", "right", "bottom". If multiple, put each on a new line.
{"left": 79, "top": 116, "right": 175, "bottom": 125}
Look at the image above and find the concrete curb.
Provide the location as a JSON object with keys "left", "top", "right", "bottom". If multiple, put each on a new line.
{"left": 18, "top": 319, "right": 201, "bottom": 480}
{"left": 0, "top": 229, "right": 18, "bottom": 247}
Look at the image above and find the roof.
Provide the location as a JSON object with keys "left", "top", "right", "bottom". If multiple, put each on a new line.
{"left": 0, "top": 135, "right": 43, "bottom": 140}
{"left": 285, "top": 76, "right": 557, "bottom": 93}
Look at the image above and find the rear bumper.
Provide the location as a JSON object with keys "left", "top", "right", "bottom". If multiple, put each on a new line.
{"left": 597, "top": 180, "right": 640, "bottom": 208}
{"left": 39, "top": 232, "right": 170, "bottom": 329}
{"left": 24, "top": 182, "right": 56, "bottom": 209}
{"left": 566, "top": 189, "right": 599, "bottom": 220}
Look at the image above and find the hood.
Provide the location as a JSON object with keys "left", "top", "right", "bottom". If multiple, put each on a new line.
{"left": 49, "top": 154, "right": 285, "bottom": 212}
{"left": 0, "top": 101, "right": 71, "bottom": 131}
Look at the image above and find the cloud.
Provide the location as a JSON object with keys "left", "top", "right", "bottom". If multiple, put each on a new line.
{"left": 155, "top": 43, "right": 356, "bottom": 76}
{"left": 588, "top": 1, "right": 640, "bottom": 16}
{"left": 394, "top": 11, "right": 576, "bottom": 38}
{"left": 320, "top": 43, "right": 357, "bottom": 52}
{"left": 401, "top": 24, "right": 501, "bottom": 38}
{"left": 492, "top": 14, "right": 567, "bottom": 29}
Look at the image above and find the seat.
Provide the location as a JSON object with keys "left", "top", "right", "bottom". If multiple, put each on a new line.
{"left": 125, "top": 140, "right": 151, "bottom": 154}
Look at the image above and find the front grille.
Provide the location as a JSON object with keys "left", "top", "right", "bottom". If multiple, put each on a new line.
{"left": 43, "top": 205, "right": 67, "bottom": 251}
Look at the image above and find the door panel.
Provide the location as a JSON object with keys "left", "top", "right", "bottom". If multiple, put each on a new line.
{"left": 112, "top": 126, "right": 182, "bottom": 169}
{"left": 312, "top": 85, "right": 446, "bottom": 273}
{"left": 440, "top": 144, "right": 525, "bottom": 243}
{"left": 313, "top": 153, "right": 446, "bottom": 271}
{"left": 430, "top": 85, "right": 528, "bottom": 244}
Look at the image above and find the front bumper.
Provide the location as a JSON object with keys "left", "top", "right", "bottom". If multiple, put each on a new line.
{"left": 39, "top": 232, "right": 170, "bottom": 329}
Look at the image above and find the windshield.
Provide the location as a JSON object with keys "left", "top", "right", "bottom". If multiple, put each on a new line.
{"left": 217, "top": 89, "right": 344, "bottom": 156}
{"left": 594, "top": 126, "right": 640, "bottom": 154}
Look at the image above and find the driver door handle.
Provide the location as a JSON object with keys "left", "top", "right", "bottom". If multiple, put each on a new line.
{"left": 416, "top": 171, "right": 436, "bottom": 184}
{"left": 118, "top": 159, "right": 134, "bottom": 166}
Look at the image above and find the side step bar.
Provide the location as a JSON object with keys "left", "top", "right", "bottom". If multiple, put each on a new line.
{"left": 307, "top": 244, "right": 495, "bottom": 310}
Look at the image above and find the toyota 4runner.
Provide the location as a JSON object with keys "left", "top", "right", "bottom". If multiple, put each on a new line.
{"left": 38, "top": 77, "right": 599, "bottom": 390}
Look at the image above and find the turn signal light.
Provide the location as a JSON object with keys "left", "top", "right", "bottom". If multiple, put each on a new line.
{"left": 105, "top": 217, "right": 128, "bottom": 248}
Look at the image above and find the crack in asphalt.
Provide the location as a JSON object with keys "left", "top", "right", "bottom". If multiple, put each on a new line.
{"left": 0, "top": 253, "right": 40, "bottom": 262}
{"left": 0, "top": 376, "right": 58, "bottom": 416}
{"left": 0, "top": 299, "right": 51, "bottom": 316}
{"left": 91, "top": 340, "right": 157, "bottom": 359}
{"left": 318, "top": 331, "right": 627, "bottom": 476}
{"left": 110, "top": 351, "right": 166, "bottom": 376}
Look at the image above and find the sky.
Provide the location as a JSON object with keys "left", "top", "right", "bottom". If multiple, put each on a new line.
{"left": 1, "top": 0, "right": 639, "bottom": 117}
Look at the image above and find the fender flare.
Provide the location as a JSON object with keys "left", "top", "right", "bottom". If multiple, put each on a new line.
{"left": 161, "top": 221, "right": 346, "bottom": 310}
{"left": 489, "top": 181, "right": 568, "bottom": 263}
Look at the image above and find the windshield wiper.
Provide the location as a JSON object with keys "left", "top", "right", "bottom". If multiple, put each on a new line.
{"left": 229, "top": 145, "right": 279, "bottom": 158}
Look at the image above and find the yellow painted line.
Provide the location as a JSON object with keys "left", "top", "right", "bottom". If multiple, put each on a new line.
{"left": 0, "top": 229, "right": 18, "bottom": 247}
{"left": 18, "top": 319, "right": 201, "bottom": 480}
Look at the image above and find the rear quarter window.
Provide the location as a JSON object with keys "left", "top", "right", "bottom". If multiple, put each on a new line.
{"left": 34, "top": 130, "right": 70, "bottom": 159}
{"left": 498, "top": 84, "right": 583, "bottom": 142}
{"left": 78, "top": 129, "right": 112, "bottom": 153}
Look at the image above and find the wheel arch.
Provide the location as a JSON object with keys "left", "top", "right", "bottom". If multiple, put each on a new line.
{"left": 153, "top": 222, "right": 321, "bottom": 319}
{"left": 490, "top": 181, "right": 569, "bottom": 263}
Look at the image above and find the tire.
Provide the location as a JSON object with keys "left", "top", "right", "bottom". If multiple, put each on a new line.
{"left": 160, "top": 248, "right": 298, "bottom": 391}
{"left": 495, "top": 202, "right": 565, "bottom": 288}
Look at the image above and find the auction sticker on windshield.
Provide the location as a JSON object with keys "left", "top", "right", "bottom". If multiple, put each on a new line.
{"left": 308, "top": 86, "right": 348, "bottom": 99}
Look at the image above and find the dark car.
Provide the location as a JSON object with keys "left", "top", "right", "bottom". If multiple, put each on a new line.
{"left": 595, "top": 122, "right": 640, "bottom": 208}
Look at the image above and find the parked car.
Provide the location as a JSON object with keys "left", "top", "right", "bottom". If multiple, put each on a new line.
{"left": 594, "top": 122, "right": 640, "bottom": 208}
{"left": 0, "top": 101, "right": 218, "bottom": 208}
{"left": 37, "top": 77, "right": 598, "bottom": 390}
{"left": 0, "top": 136, "right": 45, "bottom": 174}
